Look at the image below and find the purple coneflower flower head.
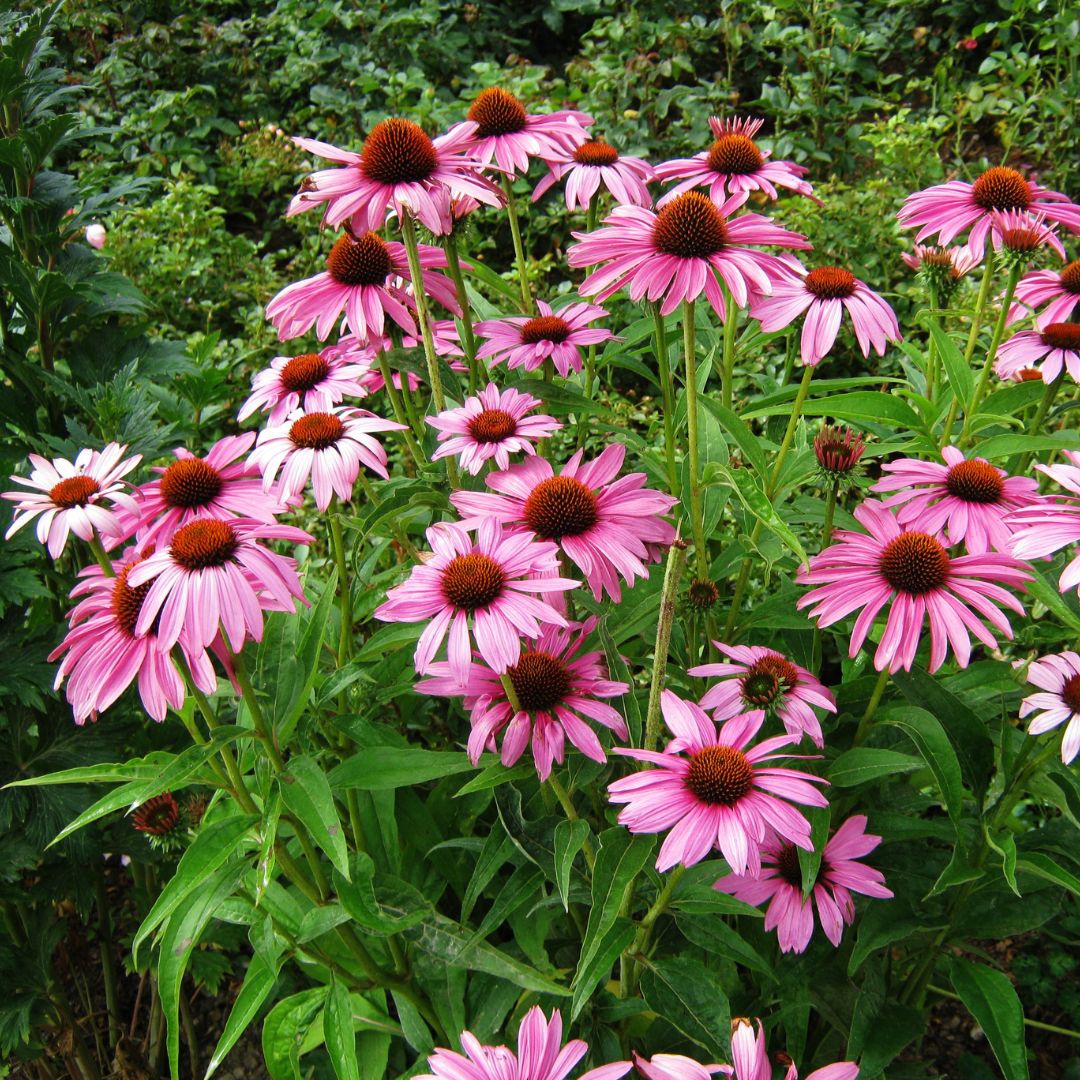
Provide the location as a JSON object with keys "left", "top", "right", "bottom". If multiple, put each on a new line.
{"left": 608, "top": 690, "right": 829, "bottom": 875}
{"left": 900, "top": 243, "right": 981, "bottom": 277}
{"left": 265, "top": 230, "right": 458, "bottom": 342}
{"left": 451, "top": 89, "right": 593, "bottom": 176}
{"left": 374, "top": 519, "right": 577, "bottom": 682}
{"left": 427, "top": 383, "right": 561, "bottom": 475}
{"left": 796, "top": 499, "right": 1031, "bottom": 673}
{"left": 1010, "top": 451, "right": 1080, "bottom": 599}
{"left": 689, "top": 643, "right": 836, "bottom": 748}
{"left": 116, "top": 434, "right": 284, "bottom": 551}
{"left": 532, "top": 138, "right": 654, "bottom": 209}
{"left": 654, "top": 116, "right": 820, "bottom": 211}
{"left": 871, "top": 446, "right": 1041, "bottom": 555}
{"left": 416, "top": 1007, "right": 629, "bottom": 1080}
{"left": 897, "top": 165, "right": 1080, "bottom": 250}
{"left": 49, "top": 549, "right": 217, "bottom": 724}
{"left": 1008, "top": 258, "right": 1080, "bottom": 328}
{"left": 4, "top": 444, "right": 141, "bottom": 559}
{"left": 475, "top": 299, "right": 616, "bottom": 377}
{"left": 813, "top": 425, "right": 866, "bottom": 485}
{"left": 724, "top": 1019, "right": 858, "bottom": 1080}
{"left": 568, "top": 193, "right": 810, "bottom": 318}
{"left": 988, "top": 208, "right": 1066, "bottom": 262}
{"left": 750, "top": 261, "right": 901, "bottom": 367}
{"left": 416, "top": 616, "right": 628, "bottom": 780}
{"left": 287, "top": 119, "right": 502, "bottom": 235}
{"left": 248, "top": 408, "right": 404, "bottom": 511}
{"left": 237, "top": 349, "right": 368, "bottom": 425}
{"left": 716, "top": 815, "right": 892, "bottom": 954}
{"left": 995, "top": 322, "right": 1080, "bottom": 384}
{"left": 1020, "top": 651, "right": 1080, "bottom": 764}
{"left": 633, "top": 1053, "right": 727, "bottom": 1080}
{"left": 451, "top": 444, "right": 678, "bottom": 602}
{"left": 126, "top": 518, "right": 313, "bottom": 653}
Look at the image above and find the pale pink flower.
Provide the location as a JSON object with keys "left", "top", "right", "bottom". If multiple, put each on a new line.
{"left": 871, "top": 446, "right": 1041, "bottom": 555}
{"left": 988, "top": 208, "right": 1066, "bottom": 260}
{"left": 1008, "top": 258, "right": 1080, "bottom": 328}
{"left": 898, "top": 165, "right": 1080, "bottom": 250}
{"left": 532, "top": 139, "right": 654, "bottom": 209}
{"left": 633, "top": 1054, "right": 726, "bottom": 1080}
{"left": 568, "top": 193, "right": 810, "bottom": 318}
{"left": 374, "top": 519, "right": 577, "bottom": 682}
{"left": 116, "top": 433, "right": 283, "bottom": 550}
{"left": 451, "top": 444, "right": 678, "bottom": 602}
{"left": 608, "top": 691, "right": 829, "bottom": 875}
{"left": 750, "top": 261, "right": 901, "bottom": 367}
{"left": 796, "top": 499, "right": 1031, "bottom": 673}
{"left": 85, "top": 223, "right": 106, "bottom": 250}
{"left": 248, "top": 408, "right": 405, "bottom": 510}
{"left": 4, "top": 444, "right": 141, "bottom": 558}
{"left": 415, "top": 617, "right": 628, "bottom": 780}
{"left": 127, "top": 518, "right": 312, "bottom": 653}
{"left": 288, "top": 119, "right": 501, "bottom": 235}
{"left": 1010, "top": 451, "right": 1080, "bottom": 599}
{"left": 427, "top": 383, "right": 561, "bottom": 475}
{"left": 265, "top": 230, "right": 458, "bottom": 342}
{"left": 995, "top": 323, "right": 1080, "bottom": 384}
{"left": 237, "top": 349, "right": 368, "bottom": 425}
{"left": 689, "top": 643, "right": 836, "bottom": 748}
{"left": 1020, "top": 651, "right": 1080, "bottom": 764}
{"left": 655, "top": 116, "right": 820, "bottom": 211}
{"left": 716, "top": 815, "right": 892, "bottom": 954}
{"left": 451, "top": 89, "right": 593, "bottom": 176}
{"left": 475, "top": 299, "right": 616, "bottom": 377}
{"left": 723, "top": 1019, "right": 858, "bottom": 1080}
{"left": 49, "top": 549, "right": 217, "bottom": 724}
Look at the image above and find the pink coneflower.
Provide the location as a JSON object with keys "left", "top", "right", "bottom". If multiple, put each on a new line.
{"left": 415, "top": 616, "right": 629, "bottom": 780}
{"left": 814, "top": 426, "right": 866, "bottom": 484}
{"left": 1008, "top": 258, "right": 1080, "bottom": 327}
{"left": 265, "top": 230, "right": 459, "bottom": 342}
{"left": 995, "top": 323, "right": 1080, "bottom": 384}
{"left": 374, "top": 519, "right": 577, "bottom": 682}
{"left": 1019, "top": 652, "right": 1080, "bottom": 764}
{"left": 688, "top": 643, "right": 836, "bottom": 748}
{"left": 724, "top": 1019, "right": 858, "bottom": 1080}
{"left": 750, "top": 261, "right": 901, "bottom": 367}
{"left": 988, "top": 208, "right": 1066, "bottom": 261}
{"left": 900, "top": 243, "right": 981, "bottom": 279}
{"left": 287, "top": 120, "right": 502, "bottom": 235}
{"left": 633, "top": 1054, "right": 726, "bottom": 1080}
{"left": 716, "top": 815, "right": 892, "bottom": 954}
{"left": 450, "top": 444, "right": 678, "bottom": 602}
{"left": 532, "top": 138, "right": 654, "bottom": 209}
{"left": 4, "top": 444, "right": 141, "bottom": 559}
{"left": 1010, "top": 451, "right": 1080, "bottom": 599}
{"left": 897, "top": 165, "right": 1080, "bottom": 250}
{"left": 452, "top": 89, "right": 592, "bottom": 176}
{"left": 131, "top": 792, "right": 180, "bottom": 836}
{"left": 607, "top": 690, "right": 828, "bottom": 875}
{"left": 796, "top": 499, "right": 1031, "bottom": 674}
{"left": 871, "top": 446, "right": 1041, "bottom": 555}
{"left": 118, "top": 434, "right": 281, "bottom": 550}
{"left": 416, "top": 1007, "right": 628, "bottom": 1080}
{"left": 49, "top": 550, "right": 218, "bottom": 724}
{"left": 475, "top": 299, "right": 616, "bottom": 377}
{"left": 427, "top": 383, "right": 561, "bottom": 475}
{"left": 654, "top": 116, "right": 820, "bottom": 211}
{"left": 248, "top": 408, "right": 404, "bottom": 510}
{"left": 237, "top": 349, "right": 368, "bottom": 425}
{"left": 126, "top": 518, "right": 312, "bottom": 653}
{"left": 568, "top": 193, "right": 810, "bottom": 318}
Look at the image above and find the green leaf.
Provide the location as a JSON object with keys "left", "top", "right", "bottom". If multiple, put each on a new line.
{"left": 973, "top": 431, "right": 1080, "bottom": 460}
{"left": 947, "top": 957, "right": 1030, "bottom": 1080}
{"left": 296, "top": 904, "right": 353, "bottom": 944}
{"left": 205, "top": 953, "right": 280, "bottom": 1078}
{"left": 280, "top": 755, "right": 351, "bottom": 880}
{"left": 333, "top": 855, "right": 431, "bottom": 936}
{"left": 697, "top": 396, "right": 768, "bottom": 476}
{"left": 598, "top": 614, "right": 641, "bottom": 745}
{"left": 829, "top": 747, "right": 924, "bottom": 787}
{"left": 676, "top": 914, "right": 776, "bottom": 980}
{"left": 453, "top": 761, "right": 534, "bottom": 797}
{"left": 331, "top": 747, "right": 476, "bottom": 790}
{"left": 928, "top": 321, "right": 973, "bottom": 408}
{"left": 577, "top": 830, "right": 655, "bottom": 978}
{"left": 882, "top": 706, "right": 965, "bottom": 828}
{"left": 848, "top": 900, "right": 926, "bottom": 976}
{"left": 466, "top": 863, "right": 543, "bottom": 943}
{"left": 984, "top": 826, "right": 1020, "bottom": 896}
{"left": 744, "top": 391, "right": 925, "bottom": 432}
{"left": 706, "top": 462, "right": 808, "bottom": 565}
{"left": 133, "top": 814, "right": 257, "bottom": 964}
{"left": 639, "top": 956, "right": 730, "bottom": 1059}
{"left": 325, "top": 977, "right": 360, "bottom": 1080}
{"left": 1016, "top": 851, "right": 1080, "bottom": 898}
{"left": 280, "top": 569, "right": 338, "bottom": 739}
{"left": 262, "top": 988, "right": 327, "bottom": 1080}
{"left": 554, "top": 819, "right": 591, "bottom": 911}
{"left": 570, "top": 917, "right": 634, "bottom": 1022}
{"left": 461, "top": 825, "right": 515, "bottom": 922}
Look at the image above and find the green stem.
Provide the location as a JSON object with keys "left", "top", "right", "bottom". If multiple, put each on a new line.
{"left": 651, "top": 302, "right": 679, "bottom": 496}
{"left": 444, "top": 233, "right": 481, "bottom": 394}
{"left": 232, "top": 650, "right": 285, "bottom": 771}
{"left": 582, "top": 194, "right": 600, "bottom": 405}
{"left": 682, "top": 300, "right": 708, "bottom": 576}
{"left": 643, "top": 540, "right": 688, "bottom": 752}
{"left": 87, "top": 534, "right": 114, "bottom": 577}
{"left": 821, "top": 481, "right": 838, "bottom": 545}
{"left": 375, "top": 350, "right": 424, "bottom": 468}
{"left": 95, "top": 866, "right": 122, "bottom": 1050}
{"left": 547, "top": 773, "right": 595, "bottom": 871}
{"left": 721, "top": 284, "right": 738, "bottom": 410}
{"left": 853, "top": 667, "right": 890, "bottom": 746}
{"left": 399, "top": 213, "right": 460, "bottom": 487}
{"left": 767, "top": 363, "right": 814, "bottom": 497}
{"left": 328, "top": 507, "right": 352, "bottom": 666}
{"left": 620, "top": 864, "right": 686, "bottom": 997}
{"left": 501, "top": 173, "right": 532, "bottom": 312}
{"left": 1014, "top": 371, "right": 1065, "bottom": 475}
{"left": 925, "top": 283, "right": 940, "bottom": 401}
